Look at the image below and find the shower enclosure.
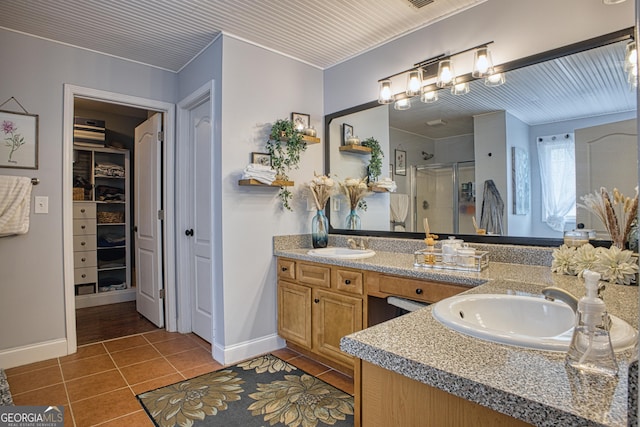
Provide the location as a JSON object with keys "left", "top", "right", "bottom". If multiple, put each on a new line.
{"left": 409, "top": 161, "right": 476, "bottom": 235}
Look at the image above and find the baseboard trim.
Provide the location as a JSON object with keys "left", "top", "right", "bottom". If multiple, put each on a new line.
{"left": 212, "top": 334, "right": 285, "bottom": 365}
{"left": 0, "top": 339, "right": 68, "bottom": 369}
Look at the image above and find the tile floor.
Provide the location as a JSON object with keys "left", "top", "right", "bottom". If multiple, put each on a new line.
{"left": 5, "top": 330, "right": 353, "bottom": 427}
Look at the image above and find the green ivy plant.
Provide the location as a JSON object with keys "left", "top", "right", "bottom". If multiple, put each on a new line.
{"left": 266, "top": 119, "right": 307, "bottom": 210}
{"left": 362, "top": 137, "right": 384, "bottom": 183}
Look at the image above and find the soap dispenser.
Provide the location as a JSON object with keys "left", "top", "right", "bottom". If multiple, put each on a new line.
{"left": 565, "top": 270, "right": 618, "bottom": 376}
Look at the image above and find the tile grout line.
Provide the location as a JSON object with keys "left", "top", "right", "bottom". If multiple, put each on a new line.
{"left": 57, "top": 355, "right": 77, "bottom": 427}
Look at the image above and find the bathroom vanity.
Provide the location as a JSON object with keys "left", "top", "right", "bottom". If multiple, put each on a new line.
{"left": 274, "top": 236, "right": 639, "bottom": 427}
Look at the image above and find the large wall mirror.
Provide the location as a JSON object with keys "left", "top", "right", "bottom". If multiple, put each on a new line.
{"left": 324, "top": 28, "right": 637, "bottom": 246}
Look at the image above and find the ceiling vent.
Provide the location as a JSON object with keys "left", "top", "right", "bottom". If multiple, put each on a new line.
{"left": 426, "top": 119, "right": 447, "bottom": 126}
{"left": 407, "top": 0, "right": 435, "bottom": 8}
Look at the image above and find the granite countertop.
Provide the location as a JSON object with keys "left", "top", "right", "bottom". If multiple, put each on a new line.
{"left": 274, "top": 239, "right": 639, "bottom": 427}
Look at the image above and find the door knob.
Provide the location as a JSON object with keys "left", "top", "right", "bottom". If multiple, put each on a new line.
{"left": 185, "top": 229, "right": 194, "bottom": 236}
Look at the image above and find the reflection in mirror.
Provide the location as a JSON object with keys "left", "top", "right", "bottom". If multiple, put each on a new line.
{"left": 325, "top": 29, "right": 637, "bottom": 246}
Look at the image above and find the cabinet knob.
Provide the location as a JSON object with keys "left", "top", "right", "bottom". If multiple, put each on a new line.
{"left": 81, "top": 225, "right": 86, "bottom": 229}
{"left": 416, "top": 288, "right": 423, "bottom": 295}
{"left": 314, "top": 298, "right": 320, "bottom": 304}
{"left": 185, "top": 229, "right": 194, "bottom": 237}
{"left": 80, "top": 208, "right": 86, "bottom": 213}
{"left": 81, "top": 241, "right": 86, "bottom": 246}
{"left": 81, "top": 257, "right": 86, "bottom": 262}
{"left": 281, "top": 267, "right": 288, "bottom": 272}
{"left": 81, "top": 274, "right": 86, "bottom": 278}
{"left": 344, "top": 279, "right": 351, "bottom": 285}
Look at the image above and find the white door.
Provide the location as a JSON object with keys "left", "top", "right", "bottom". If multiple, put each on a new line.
{"left": 134, "top": 113, "right": 164, "bottom": 327}
{"left": 188, "top": 100, "right": 214, "bottom": 342}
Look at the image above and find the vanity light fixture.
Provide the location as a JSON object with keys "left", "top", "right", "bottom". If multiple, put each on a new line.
{"left": 378, "top": 79, "right": 394, "bottom": 104}
{"left": 406, "top": 69, "right": 422, "bottom": 96}
{"left": 603, "top": 0, "right": 627, "bottom": 4}
{"left": 451, "top": 82, "right": 470, "bottom": 95}
{"left": 377, "top": 41, "right": 496, "bottom": 105}
{"left": 394, "top": 98, "right": 411, "bottom": 110}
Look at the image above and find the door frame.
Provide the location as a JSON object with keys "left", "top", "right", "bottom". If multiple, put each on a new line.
{"left": 62, "top": 84, "right": 177, "bottom": 355}
{"left": 175, "top": 81, "right": 219, "bottom": 344}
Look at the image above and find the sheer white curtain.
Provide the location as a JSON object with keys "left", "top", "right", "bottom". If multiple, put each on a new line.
{"left": 536, "top": 133, "right": 576, "bottom": 231}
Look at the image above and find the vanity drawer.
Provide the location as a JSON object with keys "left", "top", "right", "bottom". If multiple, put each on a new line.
{"left": 297, "top": 262, "right": 330, "bottom": 288}
{"left": 73, "top": 235, "right": 97, "bottom": 251}
{"left": 74, "top": 250, "right": 97, "bottom": 268}
{"left": 74, "top": 267, "right": 97, "bottom": 284}
{"left": 378, "top": 275, "right": 468, "bottom": 304}
{"left": 277, "top": 259, "right": 296, "bottom": 280}
{"left": 333, "top": 268, "right": 363, "bottom": 295}
{"left": 73, "top": 203, "right": 96, "bottom": 219}
{"left": 73, "top": 219, "right": 96, "bottom": 235}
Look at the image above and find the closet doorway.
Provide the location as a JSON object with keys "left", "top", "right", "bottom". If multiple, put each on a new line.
{"left": 71, "top": 97, "right": 164, "bottom": 345}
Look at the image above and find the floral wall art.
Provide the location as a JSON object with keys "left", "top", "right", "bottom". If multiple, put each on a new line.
{"left": 0, "top": 110, "right": 38, "bottom": 169}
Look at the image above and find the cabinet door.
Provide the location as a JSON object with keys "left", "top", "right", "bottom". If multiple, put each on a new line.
{"left": 313, "top": 289, "right": 362, "bottom": 366}
{"left": 278, "top": 280, "right": 312, "bottom": 348}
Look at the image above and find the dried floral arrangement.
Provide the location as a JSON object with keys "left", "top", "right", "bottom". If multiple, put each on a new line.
{"left": 341, "top": 177, "right": 372, "bottom": 211}
{"left": 551, "top": 244, "right": 638, "bottom": 285}
{"left": 578, "top": 187, "right": 638, "bottom": 249}
{"left": 308, "top": 173, "right": 337, "bottom": 211}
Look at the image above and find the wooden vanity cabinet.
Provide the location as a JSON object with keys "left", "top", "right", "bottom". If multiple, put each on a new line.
{"left": 277, "top": 258, "right": 363, "bottom": 374}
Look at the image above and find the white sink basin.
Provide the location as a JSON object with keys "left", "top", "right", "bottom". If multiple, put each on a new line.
{"left": 307, "top": 247, "right": 376, "bottom": 259}
{"left": 432, "top": 294, "right": 637, "bottom": 352}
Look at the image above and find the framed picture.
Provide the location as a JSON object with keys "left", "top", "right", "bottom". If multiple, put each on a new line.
{"left": 511, "top": 147, "right": 530, "bottom": 215}
{"left": 395, "top": 149, "right": 406, "bottom": 176}
{"left": 251, "top": 152, "right": 272, "bottom": 167}
{"left": 0, "top": 110, "right": 39, "bottom": 169}
{"left": 291, "top": 112, "right": 310, "bottom": 131}
{"left": 342, "top": 123, "right": 353, "bottom": 145}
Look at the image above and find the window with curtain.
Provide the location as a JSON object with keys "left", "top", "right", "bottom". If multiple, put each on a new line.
{"left": 536, "top": 133, "right": 576, "bottom": 231}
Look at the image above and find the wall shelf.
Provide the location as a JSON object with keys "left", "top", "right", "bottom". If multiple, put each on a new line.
{"left": 370, "top": 186, "right": 389, "bottom": 193}
{"left": 279, "top": 134, "right": 321, "bottom": 144}
{"left": 339, "top": 145, "right": 371, "bottom": 154}
{"left": 238, "top": 179, "right": 294, "bottom": 187}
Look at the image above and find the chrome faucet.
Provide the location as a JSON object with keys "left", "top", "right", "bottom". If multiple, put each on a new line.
{"left": 347, "top": 238, "right": 368, "bottom": 250}
{"left": 541, "top": 284, "right": 606, "bottom": 312}
{"left": 542, "top": 287, "right": 579, "bottom": 312}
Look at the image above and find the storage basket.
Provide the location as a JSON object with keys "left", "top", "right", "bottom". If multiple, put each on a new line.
{"left": 97, "top": 211, "right": 125, "bottom": 224}
{"left": 73, "top": 187, "right": 85, "bottom": 200}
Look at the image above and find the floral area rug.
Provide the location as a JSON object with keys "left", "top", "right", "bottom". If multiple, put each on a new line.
{"left": 137, "top": 354, "right": 354, "bottom": 427}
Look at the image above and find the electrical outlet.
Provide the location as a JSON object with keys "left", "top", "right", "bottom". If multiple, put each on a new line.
{"left": 332, "top": 198, "right": 341, "bottom": 211}
{"left": 35, "top": 196, "right": 48, "bottom": 214}
{"left": 306, "top": 197, "right": 315, "bottom": 212}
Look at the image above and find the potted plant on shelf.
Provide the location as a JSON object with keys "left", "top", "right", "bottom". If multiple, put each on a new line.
{"left": 361, "top": 137, "right": 383, "bottom": 184}
{"left": 266, "top": 119, "right": 308, "bottom": 210}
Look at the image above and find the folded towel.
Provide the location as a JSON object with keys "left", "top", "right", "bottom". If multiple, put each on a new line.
{"left": 242, "top": 163, "right": 277, "bottom": 185}
{"left": 0, "top": 176, "right": 32, "bottom": 237}
{"left": 375, "top": 177, "right": 398, "bottom": 192}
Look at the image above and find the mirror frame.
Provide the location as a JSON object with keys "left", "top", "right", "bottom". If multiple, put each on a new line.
{"left": 324, "top": 27, "right": 635, "bottom": 247}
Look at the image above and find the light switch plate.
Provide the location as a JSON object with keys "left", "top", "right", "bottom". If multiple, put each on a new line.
{"left": 35, "top": 196, "right": 48, "bottom": 214}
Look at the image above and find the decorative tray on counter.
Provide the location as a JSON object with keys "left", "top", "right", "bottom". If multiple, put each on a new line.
{"left": 413, "top": 248, "right": 489, "bottom": 272}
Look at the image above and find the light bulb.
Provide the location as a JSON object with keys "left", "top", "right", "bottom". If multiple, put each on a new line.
{"left": 378, "top": 80, "right": 393, "bottom": 104}
{"left": 436, "top": 60, "right": 456, "bottom": 88}
{"left": 394, "top": 98, "right": 411, "bottom": 110}
{"left": 406, "top": 70, "right": 422, "bottom": 96}
{"left": 421, "top": 88, "right": 438, "bottom": 103}
{"left": 485, "top": 72, "right": 505, "bottom": 87}
{"left": 451, "top": 82, "right": 469, "bottom": 95}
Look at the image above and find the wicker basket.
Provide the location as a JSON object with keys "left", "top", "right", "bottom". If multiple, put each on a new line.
{"left": 97, "top": 211, "right": 125, "bottom": 224}
{"left": 73, "top": 187, "right": 85, "bottom": 200}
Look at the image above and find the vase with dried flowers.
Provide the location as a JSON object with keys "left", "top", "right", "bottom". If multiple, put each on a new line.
{"left": 308, "top": 174, "right": 336, "bottom": 248}
{"left": 341, "top": 177, "right": 372, "bottom": 230}
{"left": 578, "top": 186, "right": 638, "bottom": 249}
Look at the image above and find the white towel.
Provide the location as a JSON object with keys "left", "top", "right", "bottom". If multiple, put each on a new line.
{"left": 0, "top": 176, "right": 32, "bottom": 237}
{"left": 374, "top": 177, "right": 397, "bottom": 192}
{"left": 242, "top": 163, "right": 277, "bottom": 185}
{"left": 390, "top": 193, "right": 409, "bottom": 231}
